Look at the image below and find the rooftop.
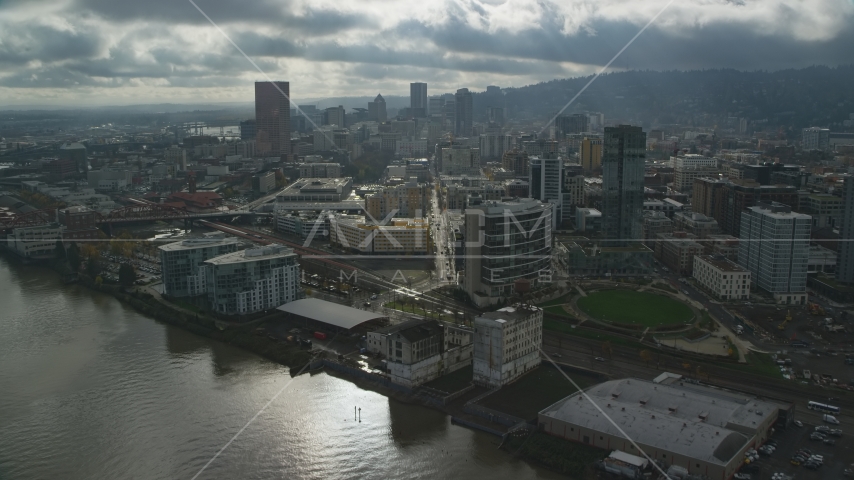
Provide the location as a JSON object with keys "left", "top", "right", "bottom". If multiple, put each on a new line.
{"left": 159, "top": 233, "right": 239, "bottom": 252}
{"left": 276, "top": 298, "right": 386, "bottom": 330}
{"left": 696, "top": 254, "right": 748, "bottom": 272}
{"left": 477, "top": 304, "right": 542, "bottom": 325}
{"left": 204, "top": 244, "right": 295, "bottom": 265}
{"left": 540, "top": 378, "right": 784, "bottom": 466}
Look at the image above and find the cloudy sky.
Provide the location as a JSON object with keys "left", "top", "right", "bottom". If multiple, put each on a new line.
{"left": 1, "top": 0, "right": 852, "bottom": 106}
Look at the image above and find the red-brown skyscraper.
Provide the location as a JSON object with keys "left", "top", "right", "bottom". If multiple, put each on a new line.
{"left": 255, "top": 81, "right": 291, "bottom": 158}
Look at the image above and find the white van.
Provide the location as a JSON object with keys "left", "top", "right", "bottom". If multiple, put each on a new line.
{"left": 823, "top": 414, "right": 840, "bottom": 425}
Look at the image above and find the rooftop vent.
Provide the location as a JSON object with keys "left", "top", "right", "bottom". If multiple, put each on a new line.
{"left": 651, "top": 415, "right": 655, "bottom": 419}
{"left": 621, "top": 407, "right": 625, "bottom": 411}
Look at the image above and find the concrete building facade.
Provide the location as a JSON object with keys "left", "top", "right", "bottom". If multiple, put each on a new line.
{"left": 738, "top": 202, "right": 810, "bottom": 305}
{"left": 693, "top": 254, "right": 751, "bottom": 300}
{"left": 203, "top": 244, "right": 300, "bottom": 315}
{"left": 473, "top": 305, "right": 543, "bottom": 388}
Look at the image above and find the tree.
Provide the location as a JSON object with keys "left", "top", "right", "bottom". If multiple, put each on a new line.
{"left": 119, "top": 263, "right": 136, "bottom": 287}
{"left": 55, "top": 240, "right": 66, "bottom": 260}
{"left": 67, "top": 243, "right": 81, "bottom": 272}
{"left": 86, "top": 258, "right": 101, "bottom": 277}
{"left": 639, "top": 349, "right": 653, "bottom": 367}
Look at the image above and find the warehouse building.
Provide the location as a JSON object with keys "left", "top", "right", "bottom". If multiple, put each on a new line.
{"left": 539, "top": 377, "right": 785, "bottom": 480}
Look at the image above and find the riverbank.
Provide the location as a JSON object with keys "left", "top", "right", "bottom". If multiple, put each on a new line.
{"left": 17, "top": 256, "right": 601, "bottom": 478}
{"left": 70, "top": 271, "right": 314, "bottom": 372}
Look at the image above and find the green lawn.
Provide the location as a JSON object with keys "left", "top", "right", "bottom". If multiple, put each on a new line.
{"left": 543, "top": 305, "right": 575, "bottom": 319}
{"left": 478, "top": 365, "right": 599, "bottom": 420}
{"left": 537, "top": 294, "right": 574, "bottom": 308}
{"left": 578, "top": 290, "right": 693, "bottom": 327}
{"left": 422, "top": 365, "right": 472, "bottom": 393}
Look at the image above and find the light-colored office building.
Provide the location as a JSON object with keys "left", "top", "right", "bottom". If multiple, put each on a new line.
{"left": 365, "top": 179, "right": 428, "bottom": 220}
{"left": 693, "top": 254, "right": 751, "bottom": 300}
{"left": 276, "top": 177, "right": 353, "bottom": 203}
{"left": 440, "top": 146, "right": 481, "bottom": 175}
{"left": 203, "top": 244, "right": 300, "bottom": 315}
{"left": 738, "top": 202, "right": 810, "bottom": 305}
{"left": 580, "top": 137, "right": 602, "bottom": 173}
{"left": 473, "top": 305, "right": 543, "bottom": 388}
{"left": 299, "top": 163, "right": 341, "bottom": 179}
{"left": 329, "top": 215, "right": 430, "bottom": 254}
{"left": 673, "top": 166, "right": 720, "bottom": 193}
{"left": 159, "top": 234, "right": 242, "bottom": 297}
{"left": 7, "top": 223, "right": 64, "bottom": 259}
{"left": 803, "top": 126, "right": 830, "bottom": 151}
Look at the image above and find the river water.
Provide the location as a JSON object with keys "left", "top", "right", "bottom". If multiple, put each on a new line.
{"left": 0, "top": 257, "right": 560, "bottom": 480}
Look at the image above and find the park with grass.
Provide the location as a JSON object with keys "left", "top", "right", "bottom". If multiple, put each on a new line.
{"left": 577, "top": 289, "right": 694, "bottom": 327}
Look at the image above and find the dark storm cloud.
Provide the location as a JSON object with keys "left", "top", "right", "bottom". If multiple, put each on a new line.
{"left": 0, "top": 24, "right": 103, "bottom": 66}
{"left": 401, "top": 15, "right": 854, "bottom": 71}
{"left": 72, "top": 0, "right": 375, "bottom": 33}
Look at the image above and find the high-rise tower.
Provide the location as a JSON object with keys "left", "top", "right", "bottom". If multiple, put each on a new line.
{"left": 410, "top": 83, "right": 427, "bottom": 116}
{"left": 254, "top": 81, "right": 291, "bottom": 158}
{"left": 454, "top": 88, "right": 473, "bottom": 136}
{"left": 602, "top": 125, "right": 646, "bottom": 246}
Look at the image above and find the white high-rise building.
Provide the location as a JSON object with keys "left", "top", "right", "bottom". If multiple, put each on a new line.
{"left": 738, "top": 202, "right": 810, "bottom": 305}
{"left": 473, "top": 305, "right": 542, "bottom": 387}
{"left": 203, "top": 244, "right": 300, "bottom": 315}
{"left": 802, "top": 127, "right": 830, "bottom": 151}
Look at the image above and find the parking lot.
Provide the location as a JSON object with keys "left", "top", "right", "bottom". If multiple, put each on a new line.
{"left": 739, "top": 420, "right": 852, "bottom": 479}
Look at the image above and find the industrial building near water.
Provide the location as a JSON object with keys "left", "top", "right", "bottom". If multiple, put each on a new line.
{"left": 539, "top": 376, "right": 790, "bottom": 480}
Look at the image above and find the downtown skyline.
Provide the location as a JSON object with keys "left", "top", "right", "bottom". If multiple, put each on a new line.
{"left": 1, "top": 0, "right": 853, "bottom": 106}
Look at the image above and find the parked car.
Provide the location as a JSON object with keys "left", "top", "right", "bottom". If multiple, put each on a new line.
{"left": 823, "top": 438, "right": 836, "bottom": 446}
{"left": 794, "top": 420, "right": 803, "bottom": 427}
{"left": 594, "top": 357, "right": 605, "bottom": 362}
{"left": 733, "top": 474, "right": 752, "bottom": 480}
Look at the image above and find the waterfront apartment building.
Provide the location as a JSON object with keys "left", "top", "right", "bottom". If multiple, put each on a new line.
{"left": 159, "top": 234, "right": 241, "bottom": 297}
{"left": 7, "top": 223, "right": 64, "bottom": 259}
{"left": 203, "top": 244, "right": 300, "bottom": 315}
{"left": 329, "top": 215, "right": 430, "bottom": 254}
{"left": 738, "top": 202, "right": 811, "bottom": 305}
{"left": 464, "top": 198, "right": 553, "bottom": 307}
{"left": 255, "top": 81, "right": 291, "bottom": 157}
{"left": 602, "top": 125, "right": 646, "bottom": 246}
{"left": 693, "top": 255, "right": 751, "bottom": 301}
{"left": 473, "top": 305, "right": 543, "bottom": 388}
